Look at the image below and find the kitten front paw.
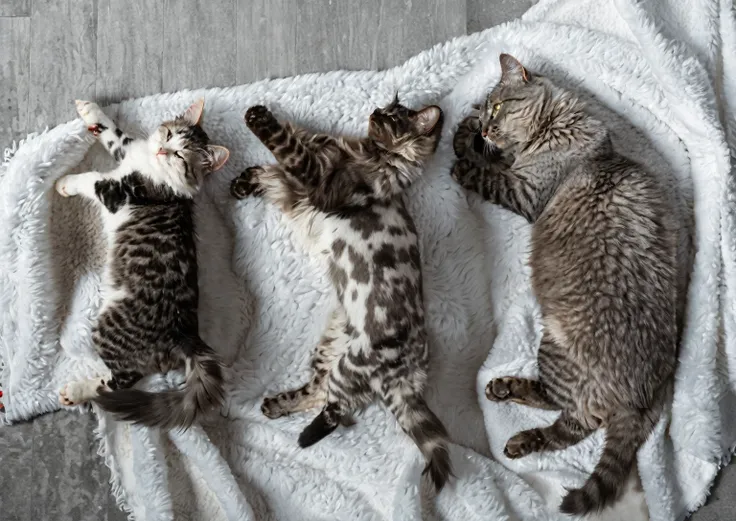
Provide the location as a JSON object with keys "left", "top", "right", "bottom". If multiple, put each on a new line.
{"left": 244, "top": 105, "right": 280, "bottom": 140}
{"left": 450, "top": 158, "right": 477, "bottom": 187}
{"left": 230, "top": 167, "right": 263, "bottom": 199}
{"left": 55, "top": 175, "right": 78, "bottom": 197}
{"left": 75, "top": 100, "right": 109, "bottom": 134}
{"left": 504, "top": 429, "right": 544, "bottom": 459}
{"left": 453, "top": 116, "right": 481, "bottom": 158}
{"left": 245, "top": 105, "right": 274, "bottom": 126}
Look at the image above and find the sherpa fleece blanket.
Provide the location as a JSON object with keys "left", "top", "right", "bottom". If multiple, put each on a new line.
{"left": 2, "top": 0, "right": 736, "bottom": 520}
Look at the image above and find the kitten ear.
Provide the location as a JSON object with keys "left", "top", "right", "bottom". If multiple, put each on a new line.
{"left": 206, "top": 145, "right": 230, "bottom": 172}
{"left": 413, "top": 106, "right": 442, "bottom": 134}
{"left": 182, "top": 98, "right": 205, "bottom": 126}
{"left": 499, "top": 54, "right": 530, "bottom": 84}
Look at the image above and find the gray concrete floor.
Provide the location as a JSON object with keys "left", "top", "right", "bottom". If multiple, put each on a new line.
{"left": 0, "top": 0, "right": 733, "bottom": 520}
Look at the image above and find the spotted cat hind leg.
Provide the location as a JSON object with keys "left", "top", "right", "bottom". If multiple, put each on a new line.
{"left": 261, "top": 381, "right": 327, "bottom": 419}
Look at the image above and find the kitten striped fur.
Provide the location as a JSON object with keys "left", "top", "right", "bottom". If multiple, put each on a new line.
{"left": 57, "top": 100, "right": 230, "bottom": 430}
{"left": 231, "top": 99, "right": 452, "bottom": 490}
{"left": 452, "top": 55, "right": 678, "bottom": 514}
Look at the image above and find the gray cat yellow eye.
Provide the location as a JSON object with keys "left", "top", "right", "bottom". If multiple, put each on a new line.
{"left": 491, "top": 103, "right": 502, "bottom": 118}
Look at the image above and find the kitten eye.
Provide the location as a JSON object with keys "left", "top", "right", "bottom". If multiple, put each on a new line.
{"left": 165, "top": 128, "right": 172, "bottom": 141}
{"left": 491, "top": 103, "right": 502, "bottom": 118}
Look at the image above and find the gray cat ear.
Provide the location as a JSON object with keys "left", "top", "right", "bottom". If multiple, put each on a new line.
{"left": 182, "top": 98, "right": 205, "bottom": 126}
{"left": 206, "top": 145, "right": 230, "bottom": 172}
{"left": 499, "top": 54, "right": 530, "bottom": 84}
{"left": 413, "top": 106, "right": 442, "bottom": 134}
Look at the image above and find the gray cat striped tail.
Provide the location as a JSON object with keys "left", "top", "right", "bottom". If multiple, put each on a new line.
{"left": 559, "top": 403, "right": 661, "bottom": 515}
{"left": 388, "top": 394, "right": 453, "bottom": 491}
{"left": 94, "top": 338, "right": 224, "bottom": 430}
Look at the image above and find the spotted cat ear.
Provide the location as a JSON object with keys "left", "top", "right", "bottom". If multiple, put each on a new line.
{"left": 413, "top": 106, "right": 442, "bottom": 134}
{"left": 182, "top": 98, "right": 205, "bottom": 126}
{"left": 206, "top": 145, "right": 230, "bottom": 173}
{"left": 499, "top": 54, "right": 530, "bottom": 84}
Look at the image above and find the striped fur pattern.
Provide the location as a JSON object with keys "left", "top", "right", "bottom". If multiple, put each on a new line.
{"left": 56, "top": 100, "right": 230, "bottom": 430}
{"left": 231, "top": 100, "right": 452, "bottom": 490}
{"left": 451, "top": 55, "right": 678, "bottom": 514}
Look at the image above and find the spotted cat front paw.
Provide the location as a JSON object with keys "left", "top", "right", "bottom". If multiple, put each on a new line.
{"left": 55, "top": 175, "right": 78, "bottom": 197}
{"left": 75, "top": 100, "right": 109, "bottom": 135}
{"left": 261, "top": 396, "right": 287, "bottom": 419}
{"left": 230, "top": 167, "right": 263, "bottom": 199}
{"left": 245, "top": 105, "right": 275, "bottom": 127}
{"left": 504, "top": 429, "right": 544, "bottom": 459}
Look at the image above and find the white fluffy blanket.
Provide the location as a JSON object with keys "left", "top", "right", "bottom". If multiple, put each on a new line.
{"left": 2, "top": 0, "right": 735, "bottom": 520}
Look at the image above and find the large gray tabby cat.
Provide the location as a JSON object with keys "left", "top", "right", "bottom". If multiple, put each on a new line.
{"left": 451, "top": 55, "right": 678, "bottom": 515}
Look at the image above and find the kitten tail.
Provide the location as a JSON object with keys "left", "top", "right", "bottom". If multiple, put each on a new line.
{"left": 389, "top": 395, "right": 453, "bottom": 491}
{"left": 94, "top": 337, "right": 224, "bottom": 430}
{"left": 559, "top": 399, "right": 662, "bottom": 515}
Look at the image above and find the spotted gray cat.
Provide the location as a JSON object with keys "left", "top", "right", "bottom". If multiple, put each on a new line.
{"left": 451, "top": 55, "right": 678, "bottom": 514}
{"left": 56, "top": 99, "right": 230, "bottom": 430}
{"left": 230, "top": 99, "right": 452, "bottom": 489}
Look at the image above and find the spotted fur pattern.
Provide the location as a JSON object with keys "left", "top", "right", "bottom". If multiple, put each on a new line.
{"left": 57, "top": 100, "right": 230, "bottom": 430}
{"left": 452, "top": 55, "right": 678, "bottom": 514}
{"left": 231, "top": 100, "right": 452, "bottom": 490}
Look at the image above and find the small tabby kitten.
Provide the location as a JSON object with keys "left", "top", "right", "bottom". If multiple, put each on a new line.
{"left": 231, "top": 100, "right": 452, "bottom": 489}
{"left": 452, "top": 55, "right": 678, "bottom": 514}
{"left": 57, "top": 99, "right": 230, "bottom": 430}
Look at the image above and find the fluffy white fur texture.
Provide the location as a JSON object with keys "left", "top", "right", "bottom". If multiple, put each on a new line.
{"left": 1, "top": 0, "right": 735, "bottom": 520}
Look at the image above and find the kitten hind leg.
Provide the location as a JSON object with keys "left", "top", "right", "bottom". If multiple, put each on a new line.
{"left": 261, "top": 308, "right": 348, "bottom": 419}
{"left": 261, "top": 380, "right": 327, "bottom": 419}
{"left": 75, "top": 100, "right": 136, "bottom": 162}
{"left": 485, "top": 376, "right": 559, "bottom": 410}
{"left": 59, "top": 374, "right": 112, "bottom": 406}
{"left": 504, "top": 412, "right": 594, "bottom": 459}
{"left": 298, "top": 352, "right": 373, "bottom": 448}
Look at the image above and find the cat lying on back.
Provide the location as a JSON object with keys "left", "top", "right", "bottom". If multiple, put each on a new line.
{"left": 231, "top": 99, "right": 452, "bottom": 489}
{"left": 57, "top": 99, "right": 230, "bottom": 430}
{"left": 451, "top": 55, "right": 678, "bottom": 514}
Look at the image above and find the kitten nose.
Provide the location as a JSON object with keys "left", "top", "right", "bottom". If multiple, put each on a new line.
{"left": 157, "top": 148, "right": 167, "bottom": 156}
{"left": 481, "top": 130, "right": 488, "bottom": 137}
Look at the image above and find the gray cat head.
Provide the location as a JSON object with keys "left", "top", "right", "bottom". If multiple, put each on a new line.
{"left": 368, "top": 96, "right": 443, "bottom": 161}
{"left": 479, "top": 55, "right": 586, "bottom": 154}
{"left": 149, "top": 99, "right": 230, "bottom": 193}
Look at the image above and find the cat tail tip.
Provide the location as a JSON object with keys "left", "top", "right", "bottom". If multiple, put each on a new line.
{"left": 94, "top": 339, "right": 225, "bottom": 430}
{"left": 422, "top": 442, "right": 453, "bottom": 491}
